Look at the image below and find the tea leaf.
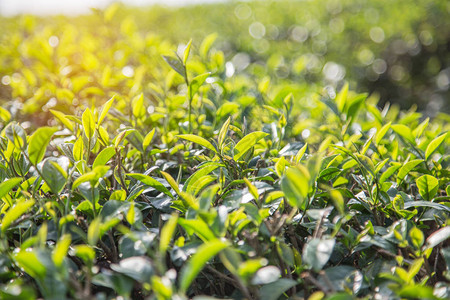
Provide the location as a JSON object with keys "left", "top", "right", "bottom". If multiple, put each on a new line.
{"left": 14, "top": 250, "right": 46, "bottom": 279}
{"left": 82, "top": 108, "right": 96, "bottom": 139}
{"left": 0, "top": 177, "right": 22, "bottom": 204}
{"left": 160, "top": 213, "right": 178, "bottom": 253}
{"left": 425, "top": 226, "right": 450, "bottom": 250}
{"left": 397, "top": 159, "right": 423, "bottom": 183}
{"left": 183, "top": 164, "right": 220, "bottom": 195}
{"left": 178, "top": 218, "right": 216, "bottom": 242}
{"left": 73, "top": 165, "right": 109, "bottom": 189}
{"left": 179, "top": 239, "right": 228, "bottom": 292}
{"left": 52, "top": 234, "right": 72, "bottom": 267}
{"left": 98, "top": 96, "right": 115, "bottom": 125}
{"left": 132, "top": 93, "right": 146, "bottom": 119}
{"left": 183, "top": 39, "right": 192, "bottom": 65}
{"left": 335, "top": 83, "right": 348, "bottom": 112}
{"left": 160, "top": 171, "right": 181, "bottom": 195}
{"left": 143, "top": 128, "right": 156, "bottom": 152}
{"left": 163, "top": 55, "right": 184, "bottom": 76}
{"left": 177, "top": 134, "right": 217, "bottom": 153}
{"left": 281, "top": 165, "right": 310, "bottom": 210}
{"left": 425, "top": 132, "right": 447, "bottom": 160}
{"left": 93, "top": 146, "right": 115, "bottom": 168}
{"left": 5, "top": 122, "right": 27, "bottom": 149}
{"left": 416, "top": 175, "right": 439, "bottom": 201}
{"left": 189, "top": 72, "right": 210, "bottom": 99}
{"left": 375, "top": 122, "right": 391, "bottom": 145}
{"left": 218, "top": 117, "right": 231, "bottom": 149}
{"left": 27, "top": 127, "right": 58, "bottom": 166}
{"left": 50, "top": 109, "right": 74, "bottom": 131}
{"left": 1, "top": 199, "right": 35, "bottom": 233}
{"left": 391, "top": 124, "right": 415, "bottom": 144}
{"left": 42, "top": 159, "right": 67, "bottom": 194}
{"left": 244, "top": 178, "right": 259, "bottom": 201}
{"left": 303, "top": 238, "right": 335, "bottom": 272}
{"left": 199, "top": 33, "right": 217, "bottom": 58}
{"left": 234, "top": 131, "right": 268, "bottom": 161}
{"left": 127, "top": 173, "right": 173, "bottom": 198}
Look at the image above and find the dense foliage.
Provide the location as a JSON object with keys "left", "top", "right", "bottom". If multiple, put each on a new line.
{"left": 0, "top": 2, "right": 449, "bottom": 300}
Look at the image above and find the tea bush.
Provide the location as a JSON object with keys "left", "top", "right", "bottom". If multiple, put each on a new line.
{"left": 0, "top": 3, "right": 449, "bottom": 300}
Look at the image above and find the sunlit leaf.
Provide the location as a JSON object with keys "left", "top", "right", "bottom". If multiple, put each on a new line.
{"left": 82, "top": 108, "right": 96, "bottom": 139}
{"left": 52, "top": 234, "right": 71, "bottom": 267}
{"left": 50, "top": 109, "right": 74, "bottom": 131}
{"left": 391, "top": 124, "right": 415, "bottom": 144}
{"left": 375, "top": 122, "right": 391, "bottom": 145}
{"left": 127, "top": 173, "right": 173, "bottom": 198}
{"left": 0, "top": 177, "right": 22, "bottom": 204}
{"left": 143, "top": 128, "right": 156, "bottom": 152}
{"left": 189, "top": 72, "right": 210, "bottom": 99}
{"left": 280, "top": 165, "right": 310, "bottom": 210}
{"left": 159, "top": 213, "right": 178, "bottom": 253}
{"left": 73, "top": 165, "right": 109, "bottom": 189}
{"left": 1, "top": 199, "right": 35, "bottom": 233}
{"left": 415, "top": 175, "right": 439, "bottom": 201}
{"left": 93, "top": 146, "right": 115, "bottom": 168}
{"left": 132, "top": 93, "right": 146, "bottom": 119}
{"left": 425, "top": 132, "right": 447, "bottom": 160}
{"left": 178, "top": 218, "right": 216, "bottom": 242}
{"left": 5, "top": 122, "right": 27, "bottom": 149}
{"left": 14, "top": 250, "right": 46, "bottom": 279}
{"left": 98, "top": 95, "right": 115, "bottom": 125}
{"left": 233, "top": 131, "right": 268, "bottom": 161}
{"left": 183, "top": 39, "right": 192, "bottom": 65}
{"left": 177, "top": 134, "right": 217, "bottom": 153}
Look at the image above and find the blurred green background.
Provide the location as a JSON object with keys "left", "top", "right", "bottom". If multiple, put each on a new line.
{"left": 1, "top": 0, "right": 449, "bottom": 117}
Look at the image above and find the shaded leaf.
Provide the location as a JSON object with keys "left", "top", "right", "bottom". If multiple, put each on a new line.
{"left": 163, "top": 55, "right": 184, "bottom": 76}
{"left": 303, "top": 238, "right": 335, "bottom": 272}
{"left": 259, "top": 279, "right": 297, "bottom": 300}
{"left": 251, "top": 266, "right": 281, "bottom": 285}
{"left": 179, "top": 239, "right": 228, "bottom": 292}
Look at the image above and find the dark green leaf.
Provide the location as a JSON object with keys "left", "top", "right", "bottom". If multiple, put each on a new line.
{"left": 179, "top": 239, "right": 228, "bottom": 292}
{"left": 163, "top": 55, "right": 184, "bottom": 76}
{"left": 303, "top": 238, "right": 335, "bottom": 272}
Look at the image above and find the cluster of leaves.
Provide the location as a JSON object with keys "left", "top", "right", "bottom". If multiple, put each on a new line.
{"left": 0, "top": 4, "right": 449, "bottom": 300}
